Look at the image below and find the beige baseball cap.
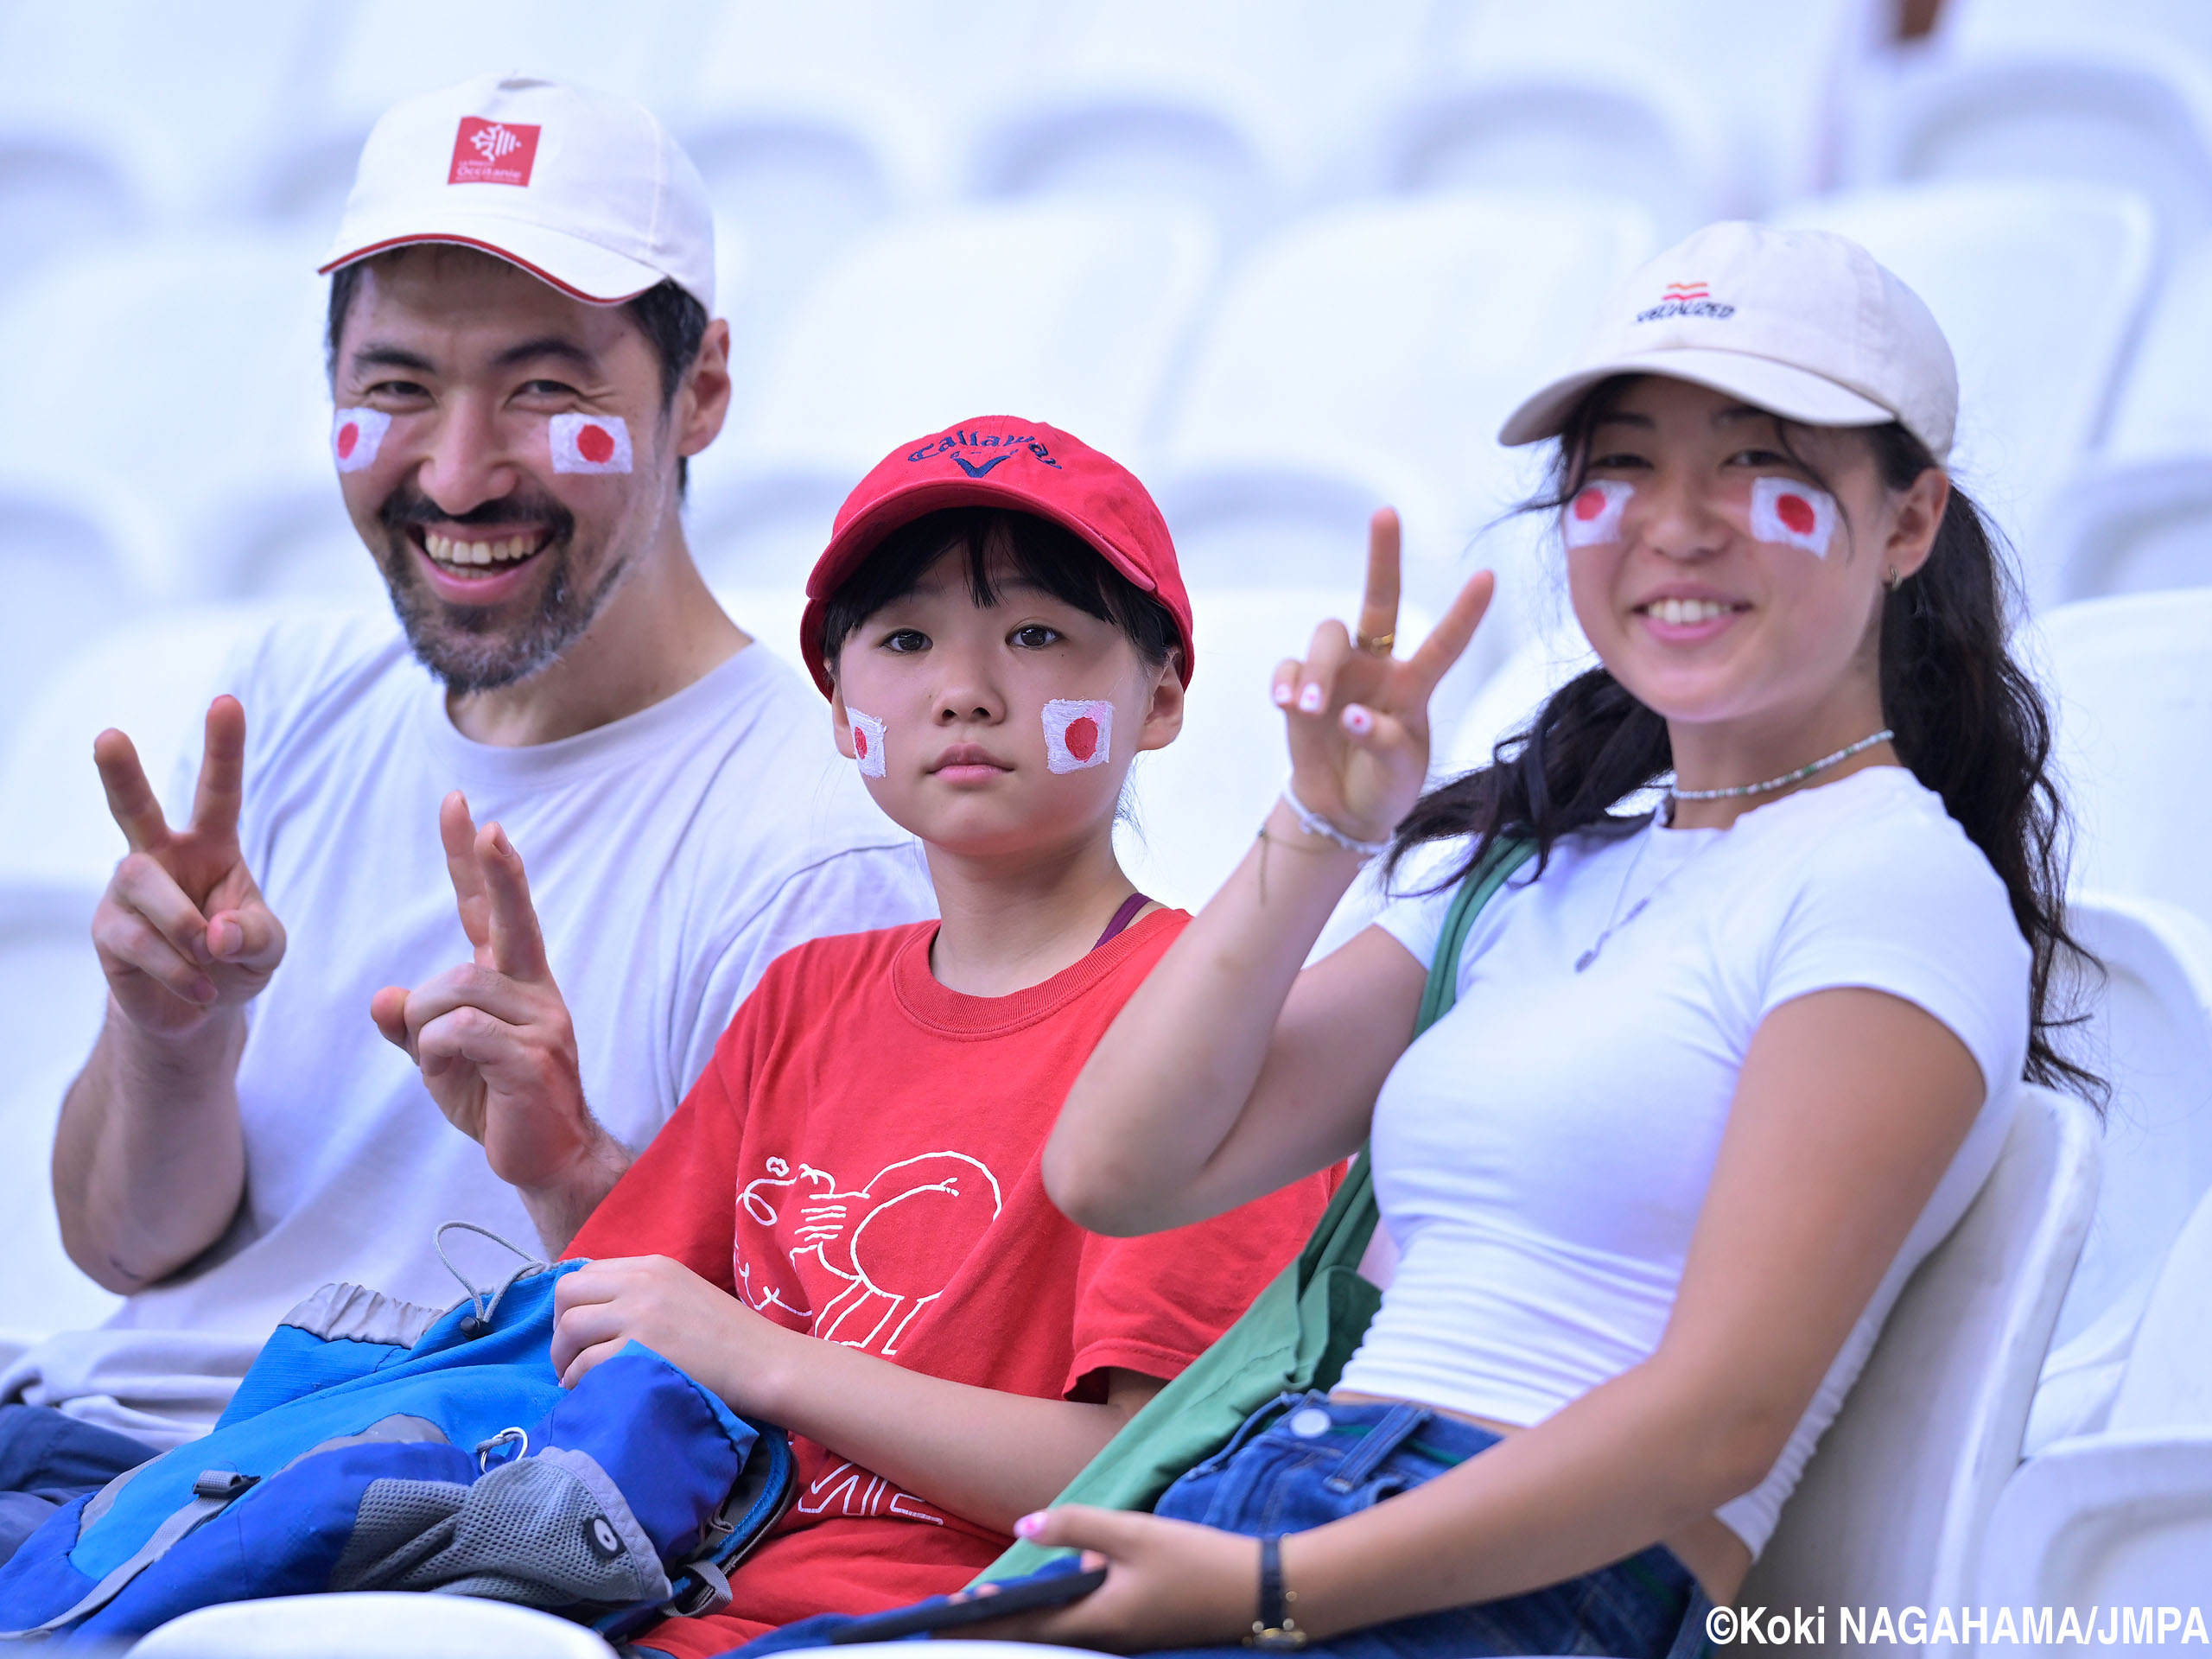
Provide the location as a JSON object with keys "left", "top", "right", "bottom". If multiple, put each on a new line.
{"left": 318, "top": 73, "right": 715, "bottom": 311}
{"left": 1498, "top": 220, "right": 1957, "bottom": 462}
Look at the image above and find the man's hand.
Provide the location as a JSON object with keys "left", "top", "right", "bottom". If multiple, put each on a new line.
{"left": 551, "top": 1255, "right": 797, "bottom": 1406}
{"left": 91, "top": 696, "right": 286, "bottom": 1040}
{"left": 371, "top": 792, "right": 627, "bottom": 1247}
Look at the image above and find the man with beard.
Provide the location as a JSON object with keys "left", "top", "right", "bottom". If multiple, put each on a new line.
{"left": 0, "top": 74, "right": 932, "bottom": 1545}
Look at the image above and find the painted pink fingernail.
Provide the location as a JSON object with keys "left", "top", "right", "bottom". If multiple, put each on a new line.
{"left": 1343, "top": 705, "right": 1373, "bottom": 735}
{"left": 1273, "top": 683, "right": 1294, "bottom": 708}
{"left": 1297, "top": 684, "right": 1325, "bottom": 714}
{"left": 1014, "top": 1512, "right": 1047, "bottom": 1538}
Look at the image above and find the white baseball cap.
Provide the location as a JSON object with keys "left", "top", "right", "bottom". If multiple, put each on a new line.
{"left": 1498, "top": 221, "right": 1957, "bottom": 462}
{"left": 318, "top": 73, "right": 715, "bottom": 312}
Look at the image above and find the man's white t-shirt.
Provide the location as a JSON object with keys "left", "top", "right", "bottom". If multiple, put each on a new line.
{"left": 1337, "top": 766, "right": 2031, "bottom": 1556}
{"left": 3, "top": 613, "right": 935, "bottom": 1446}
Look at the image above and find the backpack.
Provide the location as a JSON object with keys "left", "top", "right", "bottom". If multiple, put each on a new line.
{"left": 0, "top": 1227, "right": 792, "bottom": 1646}
{"left": 980, "top": 837, "right": 1535, "bottom": 1584}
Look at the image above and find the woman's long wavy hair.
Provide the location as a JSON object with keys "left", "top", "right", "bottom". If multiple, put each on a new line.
{"left": 1390, "top": 377, "right": 2100, "bottom": 1097}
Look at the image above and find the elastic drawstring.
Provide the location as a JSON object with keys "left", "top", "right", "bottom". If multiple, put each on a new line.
{"left": 434, "top": 1220, "right": 549, "bottom": 1335}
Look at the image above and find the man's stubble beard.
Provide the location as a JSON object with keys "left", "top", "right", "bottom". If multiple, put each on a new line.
{"left": 371, "top": 494, "right": 632, "bottom": 695}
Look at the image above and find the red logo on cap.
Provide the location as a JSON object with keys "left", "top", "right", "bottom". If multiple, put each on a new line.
{"left": 448, "top": 118, "right": 541, "bottom": 187}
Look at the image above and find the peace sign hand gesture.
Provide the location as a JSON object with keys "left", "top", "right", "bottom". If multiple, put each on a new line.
{"left": 1273, "top": 510, "right": 1494, "bottom": 845}
{"left": 91, "top": 696, "right": 287, "bottom": 1039}
{"left": 372, "top": 794, "right": 623, "bottom": 1244}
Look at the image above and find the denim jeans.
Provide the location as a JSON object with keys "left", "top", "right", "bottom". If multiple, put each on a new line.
{"left": 1141, "top": 1392, "right": 1706, "bottom": 1659}
{"left": 0, "top": 1404, "right": 157, "bottom": 1567}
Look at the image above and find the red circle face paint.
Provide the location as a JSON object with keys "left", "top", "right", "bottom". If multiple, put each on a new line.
{"left": 1573, "top": 487, "right": 1606, "bottom": 521}
{"left": 1776, "top": 493, "right": 1816, "bottom": 535}
{"left": 855, "top": 727, "right": 869, "bottom": 760}
{"left": 335, "top": 422, "right": 359, "bottom": 460}
{"left": 1064, "top": 717, "right": 1098, "bottom": 762}
{"left": 576, "top": 423, "right": 616, "bottom": 465}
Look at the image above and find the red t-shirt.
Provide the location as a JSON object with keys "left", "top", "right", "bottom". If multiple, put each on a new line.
{"left": 569, "top": 911, "right": 1334, "bottom": 1658}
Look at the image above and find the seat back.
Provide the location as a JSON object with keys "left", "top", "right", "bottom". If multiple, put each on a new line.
{"left": 1745, "top": 1085, "right": 2100, "bottom": 1637}
{"left": 1770, "top": 183, "right": 2155, "bottom": 546}
{"left": 2047, "top": 893, "right": 2212, "bottom": 1355}
{"left": 2032, "top": 590, "right": 2212, "bottom": 932}
{"left": 0, "top": 236, "right": 334, "bottom": 603}
{"left": 1864, "top": 48, "right": 2212, "bottom": 262}
{"left": 685, "top": 202, "right": 1217, "bottom": 589}
{"left": 1156, "top": 191, "right": 1652, "bottom": 657}
{"left": 2034, "top": 454, "right": 2212, "bottom": 606}
{"left": 2108, "top": 1177, "right": 2212, "bottom": 1433}
{"left": 0, "top": 602, "right": 296, "bottom": 890}
{"left": 1385, "top": 0, "right": 1881, "bottom": 228}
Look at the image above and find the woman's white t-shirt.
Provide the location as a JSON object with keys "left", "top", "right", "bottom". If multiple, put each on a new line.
{"left": 1336, "top": 766, "right": 2031, "bottom": 1555}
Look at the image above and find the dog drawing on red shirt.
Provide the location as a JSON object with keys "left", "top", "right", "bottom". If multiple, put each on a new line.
{"left": 735, "top": 1151, "right": 1005, "bottom": 1357}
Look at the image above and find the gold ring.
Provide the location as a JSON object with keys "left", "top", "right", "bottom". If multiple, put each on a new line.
{"left": 1355, "top": 631, "right": 1395, "bottom": 656}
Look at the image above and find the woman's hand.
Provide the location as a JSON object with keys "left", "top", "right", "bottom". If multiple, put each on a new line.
{"left": 952, "top": 1506, "right": 1262, "bottom": 1654}
{"left": 1274, "top": 509, "right": 1493, "bottom": 843}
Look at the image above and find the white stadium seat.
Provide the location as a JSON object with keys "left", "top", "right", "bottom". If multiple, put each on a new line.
{"left": 1745, "top": 1086, "right": 2100, "bottom": 1636}
{"left": 0, "top": 1049, "right": 121, "bottom": 1367}
{"left": 675, "top": 3, "right": 1053, "bottom": 397}
{"left": 126, "top": 1592, "right": 619, "bottom": 1657}
{"left": 1771, "top": 183, "right": 2157, "bottom": 550}
{"left": 965, "top": 0, "right": 1434, "bottom": 247}
{"left": 2033, "top": 454, "right": 2212, "bottom": 607}
{"left": 707, "top": 588, "right": 815, "bottom": 688}
{"left": 1937, "top": 0, "right": 2212, "bottom": 70}
{"left": 257, "top": 0, "right": 706, "bottom": 231}
{"left": 1980, "top": 1179, "right": 2212, "bottom": 1620}
{"left": 1857, "top": 42, "right": 2212, "bottom": 266}
{"left": 684, "top": 202, "right": 1217, "bottom": 590}
{"left": 2105, "top": 237, "right": 2212, "bottom": 463}
{"left": 1382, "top": 0, "right": 1884, "bottom": 235}
{"left": 0, "top": 234, "right": 344, "bottom": 605}
{"left": 2031, "top": 590, "right": 2212, "bottom": 934}
{"left": 0, "top": 475, "right": 164, "bottom": 780}
{"left": 2026, "top": 893, "right": 2212, "bottom": 1450}
{"left": 0, "top": 603, "right": 299, "bottom": 891}
{"left": 0, "top": 2, "right": 340, "bottom": 237}
{"left": 1153, "top": 192, "right": 1656, "bottom": 704}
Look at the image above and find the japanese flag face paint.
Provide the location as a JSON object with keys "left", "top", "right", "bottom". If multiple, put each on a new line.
{"left": 549, "top": 413, "right": 632, "bottom": 474}
{"left": 1561, "top": 479, "right": 1633, "bottom": 548}
{"left": 331, "top": 408, "right": 391, "bottom": 473}
{"left": 1043, "top": 699, "right": 1113, "bottom": 773}
{"left": 848, "top": 709, "right": 887, "bottom": 779}
{"left": 1749, "top": 476, "right": 1836, "bottom": 557}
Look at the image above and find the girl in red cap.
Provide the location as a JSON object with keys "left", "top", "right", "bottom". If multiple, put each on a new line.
{"left": 550, "top": 417, "right": 1332, "bottom": 1656}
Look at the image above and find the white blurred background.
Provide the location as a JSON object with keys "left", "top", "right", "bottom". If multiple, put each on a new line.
{"left": 5, "top": 0, "right": 2212, "bottom": 1489}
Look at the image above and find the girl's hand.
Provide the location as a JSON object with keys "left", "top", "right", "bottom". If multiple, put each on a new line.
{"left": 1273, "top": 510, "right": 1493, "bottom": 843}
{"left": 550, "top": 1255, "right": 796, "bottom": 1409}
{"left": 950, "top": 1506, "right": 1262, "bottom": 1654}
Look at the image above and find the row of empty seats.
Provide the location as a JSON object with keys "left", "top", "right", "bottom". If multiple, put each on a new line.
{"left": 6, "top": 0, "right": 2211, "bottom": 275}
{"left": 4, "top": 174, "right": 2207, "bottom": 785}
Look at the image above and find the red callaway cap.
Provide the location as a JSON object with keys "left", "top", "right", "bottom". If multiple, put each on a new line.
{"left": 799, "top": 416, "right": 1195, "bottom": 696}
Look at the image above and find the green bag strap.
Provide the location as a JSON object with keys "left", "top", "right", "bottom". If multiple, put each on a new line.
{"left": 977, "top": 835, "right": 1538, "bottom": 1586}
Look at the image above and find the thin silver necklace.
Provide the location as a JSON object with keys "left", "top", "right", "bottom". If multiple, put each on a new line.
{"left": 1669, "top": 728, "right": 1893, "bottom": 803}
{"left": 1576, "top": 731, "right": 1892, "bottom": 971}
{"left": 1574, "top": 813, "right": 1716, "bottom": 973}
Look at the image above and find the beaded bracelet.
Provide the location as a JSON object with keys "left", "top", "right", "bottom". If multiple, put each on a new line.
{"left": 1279, "top": 780, "right": 1393, "bottom": 859}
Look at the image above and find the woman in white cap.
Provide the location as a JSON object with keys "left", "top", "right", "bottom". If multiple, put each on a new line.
{"left": 995, "top": 222, "right": 2094, "bottom": 1655}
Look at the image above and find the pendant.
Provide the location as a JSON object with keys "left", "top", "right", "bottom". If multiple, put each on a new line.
{"left": 1573, "top": 949, "right": 1598, "bottom": 973}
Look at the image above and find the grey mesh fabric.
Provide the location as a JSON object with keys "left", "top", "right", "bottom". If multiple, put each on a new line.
{"left": 328, "top": 1446, "right": 671, "bottom": 1608}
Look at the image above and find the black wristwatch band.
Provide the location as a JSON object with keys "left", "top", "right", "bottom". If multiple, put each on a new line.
{"left": 1244, "top": 1533, "right": 1307, "bottom": 1649}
